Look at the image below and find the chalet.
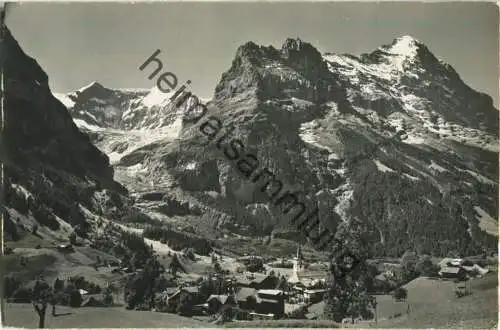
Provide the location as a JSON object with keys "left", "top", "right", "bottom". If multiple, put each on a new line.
{"left": 439, "top": 266, "right": 467, "bottom": 279}
{"left": 206, "top": 294, "right": 236, "bottom": 314}
{"left": 255, "top": 289, "right": 285, "bottom": 318}
{"left": 236, "top": 287, "right": 257, "bottom": 310}
{"left": 154, "top": 288, "right": 179, "bottom": 312}
{"left": 438, "top": 258, "right": 463, "bottom": 268}
{"left": 462, "top": 264, "right": 489, "bottom": 277}
{"left": 303, "top": 288, "right": 328, "bottom": 304}
{"left": 167, "top": 286, "right": 203, "bottom": 310}
{"left": 235, "top": 273, "right": 276, "bottom": 290}
{"left": 180, "top": 286, "right": 201, "bottom": 298}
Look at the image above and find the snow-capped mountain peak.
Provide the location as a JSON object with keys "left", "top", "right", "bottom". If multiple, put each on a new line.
{"left": 385, "top": 35, "right": 421, "bottom": 56}
{"left": 72, "top": 80, "right": 116, "bottom": 102}
{"left": 324, "top": 35, "right": 498, "bottom": 147}
{"left": 371, "top": 35, "right": 427, "bottom": 73}
{"left": 54, "top": 82, "right": 189, "bottom": 164}
{"left": 77, "top": 81, "right": 106, "bottom": 93}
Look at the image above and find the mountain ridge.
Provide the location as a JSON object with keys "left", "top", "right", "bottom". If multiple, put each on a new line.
{"left": 56, "top": 35, "right": 498, "bottom": 256}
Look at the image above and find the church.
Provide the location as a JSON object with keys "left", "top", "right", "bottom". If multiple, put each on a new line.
{"left": 287, "top": 246, "right": 329, "bottom": 288}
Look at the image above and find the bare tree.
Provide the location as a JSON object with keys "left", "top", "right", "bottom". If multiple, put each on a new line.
{"left": 31, "top": 279, "right": 53, "bottom": 328}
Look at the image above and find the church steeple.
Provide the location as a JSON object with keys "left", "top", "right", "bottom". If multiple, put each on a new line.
{"left": 297, "top": 245, "right": 304, "bottom": 262}
{"left": 295, "top": 245, "right": 304, "bottom": 269}
{"left": 289, "top": 244, "right": 304, "bottom": 284}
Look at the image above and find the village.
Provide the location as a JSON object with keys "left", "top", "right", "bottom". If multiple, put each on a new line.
{"left": 98, "top": 241, "right": 494, "bottom": 326}
{"left": 104, "top": 245, "right": 332, "bottom": 323}
{"left": 3, "top": 228, "right": 497, "bottom": 329}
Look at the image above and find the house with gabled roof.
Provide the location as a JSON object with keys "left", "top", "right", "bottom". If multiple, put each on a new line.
{"left": 165, "top": 285, "right": 203, "bottom": 311}
{"left": 206, "top": 294, "right": 236, "bottom": 314}
{"left": 235, "top": 273, "right": 276, "bottom": 290}
{"left": 255, "top": 289, "right": 285, "bottom": 317}
{"left": 439, "top": 266, "right": 467, "bottom": 279}
{"left": 236, "top": 287, "right": 257, "bottom": 311}
{"left": 438, "top": 258, "right": 463, "bottom": 268}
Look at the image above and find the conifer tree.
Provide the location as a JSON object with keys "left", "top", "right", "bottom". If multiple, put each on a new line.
{"left": 324, "top": 218, "right": 376, "bottom": 323}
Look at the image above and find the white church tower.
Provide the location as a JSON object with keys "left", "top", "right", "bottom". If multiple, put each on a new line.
{"left": 289, "top": 245, "right": 304, "bottom": 284}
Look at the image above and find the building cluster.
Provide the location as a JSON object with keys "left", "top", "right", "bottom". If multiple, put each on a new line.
{"left": 286, "top": 246, "right": 329, "bottom": 305}
{"left": 155, "top": 246, "right": 329, "bottom": 320}
{"left": 155, "top": 275, "right": 286, "bottom": 319}
{"left": 373, "top": 255, "right": 490, "bottom": 286}
{"left": 437, "top": 258, "right": 489, "bottom": 279}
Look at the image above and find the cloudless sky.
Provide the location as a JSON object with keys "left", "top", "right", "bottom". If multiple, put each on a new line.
{"left": 5, "top": 2, "right": 499, "bottom": 105}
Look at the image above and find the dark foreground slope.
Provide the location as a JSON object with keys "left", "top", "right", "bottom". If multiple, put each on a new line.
{"left": 1, "top": 27, "right": 129, "bottom": 246}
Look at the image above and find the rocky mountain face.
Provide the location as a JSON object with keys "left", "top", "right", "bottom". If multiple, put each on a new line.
{"left": 55, "top": 82, "right": 195, "bottom": 131}
{"left": 53, "top": 82, "right": 209, "bottom": 166}
{"left": 60, "top": 36, "right": 498, "bottom": 257}
{"left": 325, "top": 36, "right": 498, "bottom": 141}
{"left": 1, "top": 28, "right": 129, "bottom": 243}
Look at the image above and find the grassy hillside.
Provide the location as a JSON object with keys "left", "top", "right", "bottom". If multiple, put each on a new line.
{"left": 374, "top": 274, "right": 498, "bottom": 328}
{"left": 3, "top": 304, "right": 211, "bottom": 328}
{"left": 4, "top": 236, "right": 124, "bottom": 286}
{"left": 249, "top": 274, "right": 497, "bottom": 328}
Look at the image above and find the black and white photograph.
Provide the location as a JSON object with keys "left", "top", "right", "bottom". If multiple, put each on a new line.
{"left": 0, "top": 1, "right": 498, "bottom": 328}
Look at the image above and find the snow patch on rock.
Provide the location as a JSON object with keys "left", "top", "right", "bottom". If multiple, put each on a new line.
{"left": 373, "top": 159, "right": 395, "bottom": 172}
{"left": 429, "top": 161, "right": 448, "bottom": 173}
{"left": 299, "top": 120, "right": 334, "bottom": 153}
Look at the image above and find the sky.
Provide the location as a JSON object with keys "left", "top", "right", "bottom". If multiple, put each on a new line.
{"left": 5, "top": 2, "right": 499, "bottom": 104}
